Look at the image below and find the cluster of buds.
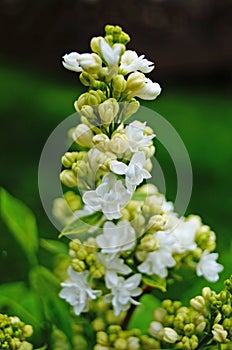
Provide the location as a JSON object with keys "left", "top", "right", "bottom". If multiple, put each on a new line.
{"left": 0, "top": 313, "right": 33, "bottom": 350}
{"left": 148, "top": 276, "right": 232, "bottom": 349}
{"left": 94, "top": 324, "right": 160, "bottom": 350}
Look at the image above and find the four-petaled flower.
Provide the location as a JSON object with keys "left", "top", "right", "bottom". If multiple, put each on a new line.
{"left": 83, "top": 173, "right": 131, "bottom": 220}
{"left": 125, "top": 120, "right": 155, "bottom": 152}
{"left": 110, "top": 151, "right": 151, "bottom": 192}
{"left": 105, "top": 273, "right": 142, "bottom": 316}
{"left": 138, "top": 231, "right": 176, "bottom": 278}
{"left": 120, "top": 50, "right": 154, "bottom": 74}
{"left": 171, "top": 217, "right": 199, "bottom": 254}
{"left": 196, "top": 250, "right": 223, "bottom": 282}
{"left": 96, "top": 220, "right": 136, "bottom": 254}
{"left": 59, "top": 267, "right": 101, "bottom": 315}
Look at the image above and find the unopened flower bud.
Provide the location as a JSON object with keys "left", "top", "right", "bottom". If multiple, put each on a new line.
{"left": 149, "top": 321, "right": 164, "bottom": 339}
{"left": 121, "top": 99, "right": 140, "bottom": 121}
{"left": 79, "top": 71, "right": 95, "bottom": 86}
{"left": 23, "top": 325, "right": 33, "bottom": 338}
{"left": 212, "top": 324, "right": 228, "bottom": 343}
{"left": 72, "top": 124, "right": 94, "bottom": 148}
{"left": 190, "top": 296, "right": 207, "bottom": 314}
{"left": 196, "top": 321, "right": 206, "bottom": 333}
{"left": 112, "top": 74, "right": 127, "bottom": 93}
{"left": 137, "top": 184, "right": 158, "bottom": 195}
{"left": 128, "top": 336, "right": 140, "bottom": 350}
{"left": 202, "top": 287, "right": 212, "bottom": 299}
{"left": 114, "top": 338, "right": 127, "bottom": 350}
{"left": 76, "top": 248, "right": 88, "bottom": 260}
{"left": 98, "top": 98, "right": 119, "bottom": 124}
{"left": 139, "top": 234, "right": 159, "bottom": 252}
{"left": 184, "top": 323, "right": 195, "bottom": 337}
{"left": 153, "top": 308, "right": 167, "bottom": 323}
{"left": 96, "top": 331, "right": 109, "bottom": 346}
{"left": 62, "top": 152, "right": 79, "bottom": 168}
{"left": 90, "top": 36, "right": 101, "bottom": 54}
{"left": 93, "top": 134, "right": 110, "bottom": 152}
{"left": 163, "top": 327, "right": 178, "bottom": 343}
{"left": 72, "top": 258, "right": 86, "bottom": 272}
{"left": 148, "top": 215, "right": 167, "bottom": 233}
{"left": 60, "top": 170, "right": 77, "bottom": 188}
{"left": 109, "top": 133, "right": 128, "bottom": 154}
{"left": 140, "top": 145, "right": 156, "bottom": 158}
{"left": 126, "top": 72, "right": 145, "bottom": 92}
{"left": 92, "top": 318, "right": 106, "bottom": 332}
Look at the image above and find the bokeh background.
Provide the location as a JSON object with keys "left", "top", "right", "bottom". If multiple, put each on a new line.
{"left": 1, "top": 0, "right": 232, "bottom": 305}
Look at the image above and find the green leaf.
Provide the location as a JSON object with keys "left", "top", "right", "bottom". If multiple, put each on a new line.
{"left": 30, "top": 265, "right": 73, "bottom": 347}
{"left": 0, "top": 188, "right": 38, "bottom": 266}
{"left": 59, "top": 211, "right": 103, "bottom": 238}
{"left": 40, "top": 238, "right": 68, "bottom": 255}
{"left": 142, "top": 274, "right": 167, "bottom": 292}
{"left": 128, "top": 294, "right": 160, "bottom": 332}
{"left": 0, "top": 282, "right": 43, "bottom": 329}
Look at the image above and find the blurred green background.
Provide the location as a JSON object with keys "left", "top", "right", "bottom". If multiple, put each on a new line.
{"left": 0, "top": 0, "right": 232, "bottom": 324}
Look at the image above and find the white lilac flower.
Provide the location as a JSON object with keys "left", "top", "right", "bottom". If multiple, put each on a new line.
{"left": 104, "top": 273, "right": 142, "bottom": 316}
{"left": 110, "top": 151, "right": 151, "bottom": 192}
{"left": 196, "top": 250, "right": 223, "bottom": 282}
{"left": 96, "top": 252, "right": 132, "bottom": 285}
{"left": 171, "top": 217, "right": 200, "bottom": 254}
{"left": 62, "top": 52, "right": 102, "bottom": 74}
{"left": 83, "top": 173, "right": 131, "bottom": 220}
{"left": 120, "top": 50, "right": 154, "bottom": 74}
{"left": 125, "top": 120, "right": 155, "bottom": 152}
{"left": 126, "top": 72, "right": 161, "bottom": 100}
{"left": 96, "top": 220, "right": 136, "bottom": 254}
{"left": 99, "top": 38, "right": 122, "bottom": 66}
{"left": 138, "top": 231, "right": 176, "bottom": 277}
{"left": 59, "top": 267, "right": 101, "bottom": 315}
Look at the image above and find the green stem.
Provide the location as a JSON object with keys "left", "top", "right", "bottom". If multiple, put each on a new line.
{"left": 217, "top": 343, "right": 222, "bottom": 350}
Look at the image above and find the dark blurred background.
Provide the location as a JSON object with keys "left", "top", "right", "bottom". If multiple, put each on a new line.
{"left": 0, "top": 0, "right": 232, "bottom": 292}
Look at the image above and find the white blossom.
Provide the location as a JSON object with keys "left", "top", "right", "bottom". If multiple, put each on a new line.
{"left": 196, "top": 250, "right": 223, "bottom": 282}
{"left": 83, "top": 173, "right": 131, "bottom": 220}
{"left": 171, "top": 217, "right": 200, "bottom": 253}
{"left": 126, "top": 72, "right": 161, "bottom": 100}
{"left": 125, "top": 120, "right": 155, "bottom": 152}
{"left": 138, "top": 231, "right": 176, "bottom": 277}
{"left": 59, "top": 267, "right": 101, "bottom": 315}
{"left": 96, "top": 220, "right": 136, "bottom": 254}
{"left": 104, "top": 273, "right": 142, "bottom": 316}
{"left": 96, "top": 252, "right": 132, "bottom": 285}
{"left": 110, "top": 151, "right": 151, "bottom": 192}
{"left": 62, "top": 52, "right": 102, "bottom": 73}
{"left": 120, "top": 50, "right": 154, "bottom": 74}
{"left": 99, "top": 38, "right": 122, "bottom": 66}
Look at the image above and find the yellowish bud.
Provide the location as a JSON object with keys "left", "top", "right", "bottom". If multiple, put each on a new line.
{"left": 72, "top": 258, "right": 86, "bottom": 272}
{"left": 144, "top": 158, "right": 152, "bottom": 172}
{"left": 139, "top": 234, "right": 159, "bottom": 252}
{"left": 126, "top": 72, "right": 145, "bottom": 92}
{"left": 76, "top": 248, "right": 88, "bottom": 260}
{"left": 62, "top": 151, "right": 79, "bottom": 168}
{"left": 90, "top": 36, "right": 101, "bottom": 54}
{"left": 196, "top": 321, "right": 206, "bottom": 333}
{"left": 96, "top": 331, "right": 109, "bottom": 346}
{"left": 121, "top": 99, "right": 140, "bottom": 120}
{"left": 69, "top": 238, "right": 81, "bottom": 251}
{"left": 153, "top": 307, "right": 167, "bottom": 323}
{"left": 163, "top": 327, "right": 178, "bottom": 343}
{"left": 114, "top": 338, "right": 128, "bottom": 350}
{"left": 93, "top": 134, "right": 110, "bottom": 152}
{"left": 60, "top": 170, "right": 77, "bottom": 188}
{"left": 147, "top": 214, "right": 167, "bottom": 233}
{"left": 112, "top": 74, "right": 127, "bottom": 93}
{"left": 137, "top": 184, "right": 158, "bottom": 195}
{"left": 190, "top": 296, "right": 207, "bottom": 315}
{"left": 92, "top": 318, "right": 106, "bottom": 332}
{"left": 212, "top": 324, "right": 228, "bottom": 343}
{"left": 109, "top": 133, "right": 128, "bottom": 154}
{"left": 98, "top": 98, "right": 119, "bottom": 124}
{"left": 72, "top": 123, "right": 94, "bottom": 148}
{"left": 140, "top": 145, "right": 156, "bottom": 158}
{"left": 23, "top": 325, "right": 33, "bottom": 338}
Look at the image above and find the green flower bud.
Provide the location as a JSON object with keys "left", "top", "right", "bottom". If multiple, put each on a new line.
{"left": 112, "top": 74, "right": 127, "bottom": 93}
{"left": 90, "top": 263, "right": 104, "bottom": 279}
{"left": 69, "top": 239, "right": 81, "bottom": 252}
{"left": 79, "top": 71, "right": 95, "bottom": 86}
{"left": 184, "top": 323, "right": 195, "bottom": 337}
{"left": 202, "top": 287, "right": 212, "bottom": 300}
{"left": 84, "top": 237, "right": 98, "bottom": 253}
{"left": 62, "top": 152, "right": 79, "bottom": 168}
{"left": 147, "top": 215, "right": 167, "bottom": 233}
{"left": 92, "top": 318, "right": 106, "bottom": 332}
{"left": 86, "top": 253, "right": 97, "bottom": 265}
{"left": 93, "top": 134, "right": 110, "bottom": 152}
{"left": 72, "top": 258, "right": 86, "bottom": 272}
{"left": 96, "top": 331, "right": 109, "bottom": 346}
{"left": 64, "top": 191, "right": 82, "bottom": 211}
{"left": 196, "top": 321, "right": 206, "bottom": 333}
{"left": 114, "top": 338, "right": 127, "bottom": 350}
{"left": 90, "top": 36, "right": 101, "bottom": 54}
{"left": 189, "top": 335, "right": 198, "bottom": 350}
{"left": 60, "top": 170, "right": 77, "bottom": 188}
{"left": 76, "top": 248, "right": 88, "bottom": 260}
{"left": 108, "top": 325, "right": 122, "bottom": 334}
